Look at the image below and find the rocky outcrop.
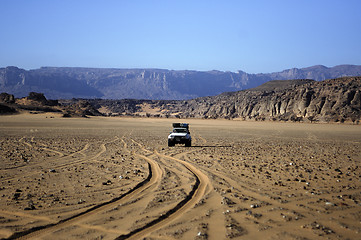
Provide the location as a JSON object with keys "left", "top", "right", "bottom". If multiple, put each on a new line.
{"left": 0, "top": 93, "right": 17, "bottom": 114}
{"left": 26, "top": 92, "right": 58, "bottom": 106}
{"left": 1, "top": 77, "right": 360, "bottom": 123}
{"left": 68, "top": 100, "right": 103, "bottom": 117}
{"left": 59, "top": 99, "right": 103, "bottom": 117}
{"left": 170, "top": 77, "right": 361, "bottom": 123}
{"left": 0, "top": 91, "right": 103, "bottom": 117}
{"left": 0, "top": 104, "right": 16, "bottom": 114}
{"left": 1, "top": 65, "right": 361, "bottom": 100}
{"left": 0, "top": 92, "right": 15, "bottom": 104}
{"left": 13, "top": 92, "right": 59, "bottom": 108}
{"left": 62, "top": 77, "right": 360, "bottom": 123}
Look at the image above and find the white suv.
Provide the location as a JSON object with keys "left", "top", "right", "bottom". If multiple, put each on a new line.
{"left": 168, "top": 123, "right": 192, "bottom": 147}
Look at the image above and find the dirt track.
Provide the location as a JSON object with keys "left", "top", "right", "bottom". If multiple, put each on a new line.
{"left": 0, "top": 114, "right": 361, "bottom": 239}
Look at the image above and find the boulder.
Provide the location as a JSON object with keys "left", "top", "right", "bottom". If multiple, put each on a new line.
{"left": 0, "top": 92, "right": 15, "bottom": 103}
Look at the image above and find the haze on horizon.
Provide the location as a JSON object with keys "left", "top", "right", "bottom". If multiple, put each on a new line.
{"left": 1, "top": 0, "right": 360, "bottom": 74}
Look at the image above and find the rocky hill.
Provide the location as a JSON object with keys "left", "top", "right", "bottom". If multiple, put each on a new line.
{"left": 1, "top": 65, "right": 361, "bottom": 100}
{"left": 0, "top": 92, "right": 102, "bottom": 117}
{"left": 1, "top": 77, "right": 360, "bottom": 123}
{"left": 83, "top": 77, "right": 360, "bottom": 123}
{"left": 168, "top": 77, "right": 361, "bottom": 123}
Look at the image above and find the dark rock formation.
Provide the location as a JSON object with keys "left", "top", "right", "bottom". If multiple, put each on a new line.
{"left": 63, "top": 77, "right": 360, "bottom": 123}
{"left": 78, "top": 77, "right": 359, "bottom": 123}
{"left": 170, "top": 77, "right": 361, "bottom": 123}
{"left": 26, "top": 92, "right": 58, "bottom": 106}
{"left": 62, "top": 100, "right": 103, "bottom": 117}
{"left": 0, "top": 103, "right": 16, "bottom": 114}
{"left": 1, "top": 76, "right": 360, "bottom": 123}
{"left": 0, "top": 93, "right": 17, "bottom": 114}
{"left": 0, "top": 92, "right": 15, "bottom": 104}
{"left": 0, "top": 91, "right": 102, "bottom": 117}
{"left": 26, "top": 92, "right": 48, "bottom": 104}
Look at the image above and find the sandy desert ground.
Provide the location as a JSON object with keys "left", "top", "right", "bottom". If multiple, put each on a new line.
{"left": 0, "top": 113, "right": 360, "bottom": 239}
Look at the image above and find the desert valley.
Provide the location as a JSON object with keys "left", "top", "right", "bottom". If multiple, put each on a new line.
{"left": 0, "top": 113, "right": 360, "bottom": 239}
{"left": 2, "top": 0, "right": 361, "bottom": 238}
{"left": 1, "top": 68, "right": 361, "bottom": 239}
{"left": 0, "top": 0, "right": 361, "bottom": 240}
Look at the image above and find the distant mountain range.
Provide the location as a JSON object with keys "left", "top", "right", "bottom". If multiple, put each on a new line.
{"left": 1, "top": 65, "right": 361, "bottom": 100}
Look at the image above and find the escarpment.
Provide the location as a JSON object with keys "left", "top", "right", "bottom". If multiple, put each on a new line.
{"left": 171, "top": 77, "right": 361, "bottom": 123}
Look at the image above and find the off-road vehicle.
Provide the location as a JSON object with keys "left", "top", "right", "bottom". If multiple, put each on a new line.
{"left": 168, "top": 123, "right": 191, "bottom": 147}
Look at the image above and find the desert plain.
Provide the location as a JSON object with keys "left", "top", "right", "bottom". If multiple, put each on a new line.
{"left": 0, "top": 113, "right": 360, "bottom": 240}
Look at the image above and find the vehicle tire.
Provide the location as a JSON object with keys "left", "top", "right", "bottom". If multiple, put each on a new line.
{"left": 168, "top": 140, "right": 174, "bottom": 147}
{"left": 185, "top": 140, "right": 191, "bottom": 147}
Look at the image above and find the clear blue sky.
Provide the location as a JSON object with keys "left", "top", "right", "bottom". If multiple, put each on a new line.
{"left": 1, "top": 0, "right": 360, "bottom": 73}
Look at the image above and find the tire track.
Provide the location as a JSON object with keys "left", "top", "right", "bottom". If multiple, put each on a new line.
{"left": 28, "top": 137, "right": 66, "bottom": 158}
{"left": 7, "top": 145, "right": 162, "bottom": 239}
{"left": 114, "top": 143, "right": 209, "bottom": 240}
{"left": 0, "top": 143, "right": 90, "bottom": 181}
{"left": 193, "top": 132, "right": 207, "bottom": 145}
{"left": 1, "top": 136, "right": 122, "bottom": 183}
{"left": 19, "top": 137, "right": 66, "bottom": 158}
{"left": 7, "top": 135, "right": 207, "bottom": 239}
{"left": 0, "top": 210, "right": 55, "bottom": 223}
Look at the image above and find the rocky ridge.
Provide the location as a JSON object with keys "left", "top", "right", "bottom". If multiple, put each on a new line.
{"left": 0, "top": 92, "right": 102, "bottom": 117}
{"left": 1, "top": 65, "right": 361, "bottom": 100}
{"left": 68, "top": 76, "right": 361, "bottom": 123}
{"left": 1, "top": 76, "right": 360, "bottom": 123}
{"left": 169, "top": 77, "right": 361, "bottom": 123}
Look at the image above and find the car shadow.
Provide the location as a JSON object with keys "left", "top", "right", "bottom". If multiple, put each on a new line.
{"left": 189, "top": 145, "right": 232, "bottom": 148}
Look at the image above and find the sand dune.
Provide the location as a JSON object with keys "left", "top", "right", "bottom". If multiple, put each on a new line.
{"left": 0, "top": 114, "right": 360, "bottom": 239}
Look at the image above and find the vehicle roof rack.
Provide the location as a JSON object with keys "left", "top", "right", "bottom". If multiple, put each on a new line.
{"left": 172, "top": 123, "right": 189, "bottom": 129}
